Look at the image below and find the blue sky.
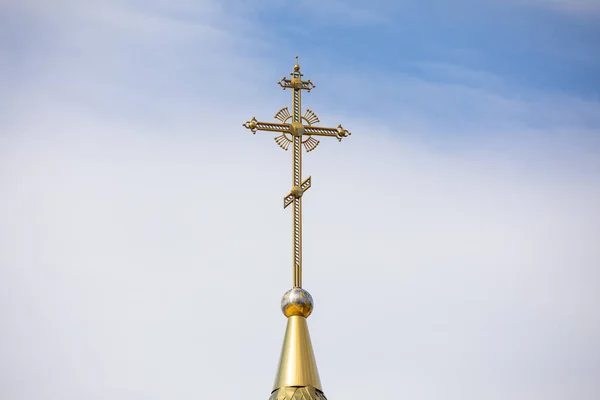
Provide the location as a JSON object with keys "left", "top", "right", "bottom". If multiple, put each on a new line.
{"left": 259, "top": 0, "right": 600, "bottom": 95}
{"left": 1, "top": 1, "right": 599, "bottom": 400}
{"left": 3, "top": 0, "right": 599, "bottom": 150}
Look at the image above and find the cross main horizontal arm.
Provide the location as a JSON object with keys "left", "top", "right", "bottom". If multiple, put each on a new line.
{"left": 304, "top": 125, "right": 351, "bottom": 141}
{"left": 243, "top": 118, "right": 351, "bottom": 142}
{"left": 243, "top": 117, "right": 291, "bottom": 134}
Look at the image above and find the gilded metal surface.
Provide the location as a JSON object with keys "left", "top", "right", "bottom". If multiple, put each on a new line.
{"left": 281, "top": 288, "right": 314, "bottom": 318}
{"left": 242, "top": 56, "right": 351, "bottom": 289}
{"left": 272, "top": 315, "right": 322, "bottom": 391}
{"left": 291, "top": 186, "right": 303, "bottom": 198}
{"left": 269, "top": 387, "right": 328, "bottom": 400}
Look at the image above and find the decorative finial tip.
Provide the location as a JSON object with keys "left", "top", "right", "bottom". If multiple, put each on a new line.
{"left": 281, "top": 287, "right": 313, "bottom": 318}
{"left": 294, "top": 55, "right": 300, "bottom": 72}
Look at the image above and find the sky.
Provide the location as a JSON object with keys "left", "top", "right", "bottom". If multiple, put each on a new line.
{"left": 1, "top": 1, "right": 599, "bottom": 399}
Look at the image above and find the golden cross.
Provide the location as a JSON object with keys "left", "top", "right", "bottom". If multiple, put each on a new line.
{"left": 243, "top": 56, "right": 351, "bottom": 288}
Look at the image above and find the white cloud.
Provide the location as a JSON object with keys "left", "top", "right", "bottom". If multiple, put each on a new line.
{"left": 515, "top": 0, "right": 600, "bottom": 16}
{"left": 3, "top": 98, "right": 599, "bottom": 400}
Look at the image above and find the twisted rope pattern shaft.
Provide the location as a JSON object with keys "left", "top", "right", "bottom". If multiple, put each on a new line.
{"left": 292, "top": 88, "right": 302, "bottom": 288}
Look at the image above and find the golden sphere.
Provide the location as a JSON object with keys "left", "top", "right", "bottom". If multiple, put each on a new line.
{"left": 294, "top": 64, "right": 300, "bottom": 72}
{"left": 281, "top": 288, "right": 314, "bottom": 318}
{"left": 291, "top": 185, "right": 303, "bottom": 198}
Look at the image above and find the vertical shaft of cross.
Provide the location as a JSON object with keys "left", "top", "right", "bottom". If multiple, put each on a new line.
{"left": 292, "top": 86, "right": 303, "bottom": 288}
{"left": 243, "top": 56, "right": 351, "bottom": 292}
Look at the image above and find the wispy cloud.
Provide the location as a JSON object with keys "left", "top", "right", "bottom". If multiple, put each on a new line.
{"left": 296, "top": 0, "right": 389, "bottom": 25}
{"left": 515, "top": 0, "right": 600, "bottom": 16}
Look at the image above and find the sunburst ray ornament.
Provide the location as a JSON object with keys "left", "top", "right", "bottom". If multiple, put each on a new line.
{"left": 274, "top": 107, "right": 291, "bottom": 122}
{"left": 303, "top": 136, "right": 320, "bottom": 152}
{"left": 264, "top": 106, "right": 327, "bottom": 153}
{"left": 275, "top": 134, "right": 292, "bottom": 151}
{"left": 303, "top": 109, "right": 320, "bottom": 125}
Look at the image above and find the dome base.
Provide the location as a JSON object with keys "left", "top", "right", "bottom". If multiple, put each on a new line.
{"left": 270, "top": 386, "right": 327, "bottom": 400}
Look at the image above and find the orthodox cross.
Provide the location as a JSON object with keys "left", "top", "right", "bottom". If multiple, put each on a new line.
{"left": 243, "top": 56, "right": 351, "bottom": 288}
